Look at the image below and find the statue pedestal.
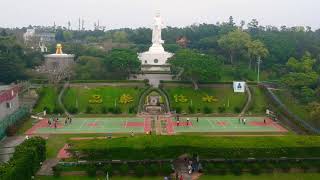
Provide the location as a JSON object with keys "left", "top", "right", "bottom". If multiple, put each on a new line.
{"left": 138, "top": 44, "right": 173, "bottom": 73}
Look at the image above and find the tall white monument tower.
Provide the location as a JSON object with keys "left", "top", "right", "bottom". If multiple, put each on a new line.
{"left": 138, "top": 13, "right": 173, "bottom": 72}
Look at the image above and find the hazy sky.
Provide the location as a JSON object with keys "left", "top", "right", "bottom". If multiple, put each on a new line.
{"left": 0, "top": 0, "right": 319, "bottom": 30}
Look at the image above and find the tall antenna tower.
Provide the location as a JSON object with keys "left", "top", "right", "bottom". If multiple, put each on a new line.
{"left": 68, "top": 21, "right": 71, "bottom": 30}
{"left": 81, "top": 19, "right": 85, "bottom": 31}
{"left": 78, "top": 18, "right": 81, "bottom": 31}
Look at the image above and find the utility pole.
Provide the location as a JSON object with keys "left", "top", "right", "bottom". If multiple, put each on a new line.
{"left": 257, "top": 56, "right": 262, "bottom": 84}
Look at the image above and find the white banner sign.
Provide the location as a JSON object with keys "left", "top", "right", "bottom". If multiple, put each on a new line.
{"left": 233, "top": 81, "right": 246, "bottom": 93}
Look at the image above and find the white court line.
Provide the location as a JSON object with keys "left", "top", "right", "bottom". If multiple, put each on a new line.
{"left": 125, "top": 119, "right": 128, "bottom": 128}
{"left": 80, "top": 119, "right": 88, "bottom": 130}
{"left": 207, "top": 119, "right": 215, "bottom": 129}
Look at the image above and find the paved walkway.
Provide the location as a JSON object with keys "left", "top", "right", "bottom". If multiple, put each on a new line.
{"left": 130, "top": 74, "right": 173, "bottom": 87}
{"left": 0, "top": 136, "right": 25, "bottom": 163}
{"left": 37, "top": 158, "right": 60, "bottom": 176}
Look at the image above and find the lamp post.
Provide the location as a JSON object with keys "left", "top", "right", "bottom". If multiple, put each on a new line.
{"left": 257, "top": 56, "right": 262, "bottom": 84}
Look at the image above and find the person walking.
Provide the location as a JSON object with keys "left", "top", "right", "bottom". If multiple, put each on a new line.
{"left": 187, "top": 118, "right": 190, "bottom": 126}
{"left": 196, "top": 117, "right": 199, "bottom": 123}
{"left": 243, "top": 118, "right": 246, "bottom": 125}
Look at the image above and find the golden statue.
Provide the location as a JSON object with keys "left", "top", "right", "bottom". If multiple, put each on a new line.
{"left": 55, "top": 44, "right": 63, "bottom": 54}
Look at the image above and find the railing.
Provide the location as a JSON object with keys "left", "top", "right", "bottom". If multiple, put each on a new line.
{"left": 260, "top": 84, "right": 320, "bottom": 134}
{"left": 0, "top": 107, "right": 29, "bottom": 139}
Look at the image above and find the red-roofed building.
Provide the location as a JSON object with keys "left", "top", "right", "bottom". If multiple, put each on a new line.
{"left": 0, "top": 85, "right": 20, "bottom": 120}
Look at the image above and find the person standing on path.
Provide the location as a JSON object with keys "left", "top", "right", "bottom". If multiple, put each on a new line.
{"left": 196, "top": 117, "right": 199, "bottom": 123}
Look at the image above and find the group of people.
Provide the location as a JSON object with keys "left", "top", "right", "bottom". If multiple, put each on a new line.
{"left": 64, "top": 116, "right": 73, "bottom": 125}
{"left": 238, "top": 117, "right": 247, "bottom": 125}
{"left": 47, "top": 117, "right": 59, "bottom": 129}
{"left": 47, "top": 115, "right": 72, "bottom": 129}
{"left": 176, "top": 115, "right": 199, "bottom": 126}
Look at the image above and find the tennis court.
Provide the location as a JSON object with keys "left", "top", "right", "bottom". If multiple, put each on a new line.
{"left": 25, "top": 117, "right": 151, "bottom": 135}
{"left": 163, "top": 117, "right": 287, "bottom": 134}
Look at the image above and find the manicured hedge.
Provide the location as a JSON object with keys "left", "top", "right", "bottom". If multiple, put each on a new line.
{"left": 68, "top": 136, "right": 320, "bottom": 161}
{"left": 0, "top": 137, "right": 46, "bottom": 180}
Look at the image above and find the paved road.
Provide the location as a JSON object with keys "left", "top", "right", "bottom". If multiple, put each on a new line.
{"left": 130, "top": 74, "right": 173, "bottom": 87}
{"left": 0, "top": 136, "right": 25, "bottom": 163}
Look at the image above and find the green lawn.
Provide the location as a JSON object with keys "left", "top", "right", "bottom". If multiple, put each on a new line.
{"left": 46, "top": 134, "right": 108, "bottom": 158}
{"left": 62, "top": 86, "right": 144, "bottom": 114}
{"left": 248, "top": 86, "right": 269, "bottom": 114}
{"left": 69, "top": 135, "right": 320, "bottom": 160}
{"left": 200, "top": 173, "right": 320, "bottom": 180}
{"left": 33, "top": 86, "right": 60, "bottom": 113}
{"left": 163, "top": 86, "right": 246, "bottom": 114}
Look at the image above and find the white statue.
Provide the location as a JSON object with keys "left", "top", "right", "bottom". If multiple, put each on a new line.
{"left": 152, "top": 13, "right": 164, "bottom": 45}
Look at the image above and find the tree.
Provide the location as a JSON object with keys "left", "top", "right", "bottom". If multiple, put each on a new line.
{"left": 246, "top": 40, "right": 269, "bottom": 69}
{"left": 169, "top": 49, "right": 222, "bottom": 90}
{"left": 74, "top": 56, "right": 106, "bottom": 80}
{"left": 248, "top": 19, "right": 259, "bottom": 34}
{"left": 0, "top": 36, "right": 26, "bottom": 84}
{"left": 106, "top": 49, "right": 141, "bottom": 78}
{"left": 218, "top": 29, "right": 251, "bottom": 64}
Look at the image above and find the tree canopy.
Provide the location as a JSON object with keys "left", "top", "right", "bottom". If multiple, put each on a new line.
{"left": 169, "top": 49, "right": 222, "bottom": 89}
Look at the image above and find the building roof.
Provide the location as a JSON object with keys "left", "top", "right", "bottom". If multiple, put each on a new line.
{"left": 0, "top": 85, "right": 19, "bottom": 104}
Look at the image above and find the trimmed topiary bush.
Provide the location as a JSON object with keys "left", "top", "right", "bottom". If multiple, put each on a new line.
{"left": 101, "top": 106, "right": 108, "bottom": 114}
{"left": 86, "top": 165, "right": 97, "bottom": 177}
{"left": 218, "top": 106, "right": 226, "bottom": 113}
{"left": 68, "top": 107, "right": 78, "bottom": 114}
{"left": 119, "top": 164, "right": 129, "bottom": 175}
{"left": 86, "top": 106, "right": 93, "bottom": 114}
{"left": 147, "top": 164, "right": 158, "bottom": 176}
{"left": 234, "top": 107, "right": 241, "bottom": 113}
{"left": 188, "top": 106, "right": 195, "bottom": 114}
{"left": 203, "top": 106, "right": 213, "bottom": 114}
{"left": 134, "top": 164, "right": 145, "bottom": 177}
{"left": 103, "top": 164, "right": 113, "bottom": 176}
{"left": 159, "top": 163, "right": 172, "bottom": 175}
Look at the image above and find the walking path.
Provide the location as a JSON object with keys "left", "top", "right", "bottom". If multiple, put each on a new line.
{"left": 0, "top": 136, "right": 25, "bottom": 163}
{"left": 58, "top": 82, "right": 70, "bottom": 116}
{"left": 37, "top": 158, "right": 60, "bottom": 176}
{"left": 240, "top": 85, "right": 252, "bottom": 116}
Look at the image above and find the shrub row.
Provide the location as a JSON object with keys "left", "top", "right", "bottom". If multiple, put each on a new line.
{"left": 172, "top": 106, "right": 240, "bottom": 114}
{"left": 202, "top": 160, "right": 320, "bottom": 175}
{"left": 66, "top": 106, "right": 137, "bottom": 115}
{"left": 0, "top": 137, "right": 46, "bottom": 180}
{"left": 68, "top": 136, "right": 320, "bottom": 161}
{"left": 53, "top": 162, "right": 173, "bottom": 177}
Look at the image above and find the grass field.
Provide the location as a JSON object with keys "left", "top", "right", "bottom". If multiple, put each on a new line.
{"left": 164, "top": 86, "right": 246, "bottom": 114}
{"left": 33, "top": 86, "right": 60, "bottom": 113}
{"left": 62, "top": 86, "right": 144, "bottom": 114}
{"left": 248, "top": 86, "right": 269, "bottom": 114}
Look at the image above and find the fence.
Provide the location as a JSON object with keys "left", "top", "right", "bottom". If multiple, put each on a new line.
{"left": 260, "top": 84, "right": 320, "bottom": 134}
{"left": 0, "top": 107, "right": 29, "bottom": 140}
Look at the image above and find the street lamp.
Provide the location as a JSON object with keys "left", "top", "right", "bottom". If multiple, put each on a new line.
{"left": 257, "top": 56, "right": 262, "bottom": 84}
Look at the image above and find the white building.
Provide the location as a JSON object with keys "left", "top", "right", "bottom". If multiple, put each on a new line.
{"left": 0, "top": 86, "right": 20, "bottom": 120}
